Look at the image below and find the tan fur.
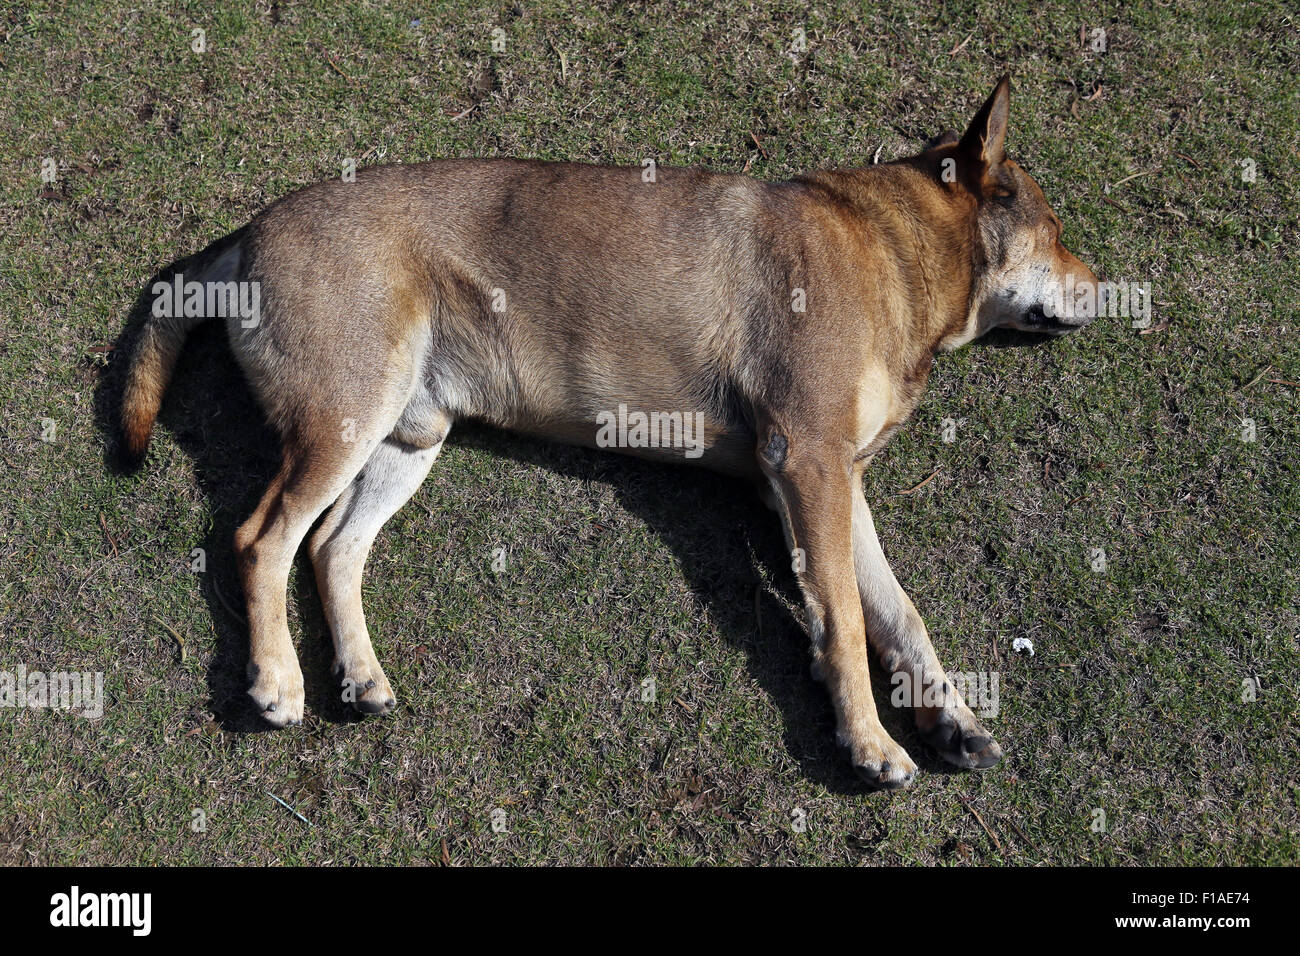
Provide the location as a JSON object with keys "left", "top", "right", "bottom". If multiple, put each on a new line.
{"left": 119, "top": 78, "right": 1099, "bottom": 786}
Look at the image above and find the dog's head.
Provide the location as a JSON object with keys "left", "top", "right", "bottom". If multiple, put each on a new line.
{"left": 926, "top": 78, "right": 1104, "bottom": 339}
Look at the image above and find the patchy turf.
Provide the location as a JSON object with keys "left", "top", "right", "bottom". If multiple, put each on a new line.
{"left": 0, "top": 0, "right": 1297, "bottom": 865}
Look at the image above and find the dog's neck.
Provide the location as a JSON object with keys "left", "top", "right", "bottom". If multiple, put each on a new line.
{"left": 795, "top": 163, "right": 980, "bottom": 358}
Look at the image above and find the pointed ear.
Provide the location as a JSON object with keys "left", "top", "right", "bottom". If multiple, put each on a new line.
{"left": 958, "top": 77, "right": 1010, "bottom": 171}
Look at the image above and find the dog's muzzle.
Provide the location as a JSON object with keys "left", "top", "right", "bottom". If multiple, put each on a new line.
{"left": 1025, "top": 282, "right": 1108, "bottom": 333}
{"left": 1024, "top": 303, "right": 1087, "bottom": 333}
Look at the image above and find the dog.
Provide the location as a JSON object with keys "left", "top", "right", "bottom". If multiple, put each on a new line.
{"left": 119, "top": 78, "right": 1102, "bottom": 788}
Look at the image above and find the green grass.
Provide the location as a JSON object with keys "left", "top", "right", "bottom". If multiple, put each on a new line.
{"left": 0, "top": 0, "right": 1297, "bottom": 865}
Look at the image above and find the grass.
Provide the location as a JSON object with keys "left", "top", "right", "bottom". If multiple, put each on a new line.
{"left": 0, "top": 0, "right": 1297, "bottom": 865}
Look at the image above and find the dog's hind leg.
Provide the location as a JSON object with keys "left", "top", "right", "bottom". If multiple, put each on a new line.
{"left": 235, "top": 415, "right": 398, "bottom": 727}
{"left": 308, "top": 429, "right": 446, "bottom": 716}
{"left": 851, "top": 484, "right": 1003, "bottom": 770}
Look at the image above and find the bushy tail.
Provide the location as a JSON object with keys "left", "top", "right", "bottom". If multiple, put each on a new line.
{"left": 120, "top": 233, "right": 243, "bottom": 463}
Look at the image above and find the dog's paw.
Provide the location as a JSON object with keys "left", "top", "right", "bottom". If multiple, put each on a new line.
{"left": 842, "top": 727, "right": 918, "bottom": 790}
{"left": 919, "top": 705, "right": 1003, "bottom": 770}
{"left": 335, "top": 654, "right": 396, "bottom": 716}
{"left": 248, "top": 654, "right": 305, "bottom": 727}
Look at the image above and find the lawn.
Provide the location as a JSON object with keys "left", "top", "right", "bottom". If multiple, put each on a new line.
{"left": 0, "top": 0, "right": 1296, "bottom": 865}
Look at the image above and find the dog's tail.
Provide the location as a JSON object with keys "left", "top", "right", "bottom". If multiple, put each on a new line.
{"left": 120, "top": 231, "right": 245, "bottom": 464}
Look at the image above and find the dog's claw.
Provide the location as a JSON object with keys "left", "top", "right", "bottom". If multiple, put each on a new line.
{"left": 845, "top": 731, "right": 919, "bottom": 790}
{"left": 337, "top": 655, "right": 397, "bottom": 717}
{"left": 855, "top": 761, "right": 916, "bottom": 791}
{"left": 922, "top": 708, "right": 1003, "bottom": 770}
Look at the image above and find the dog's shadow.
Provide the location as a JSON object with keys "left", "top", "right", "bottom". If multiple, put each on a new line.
{"left": 96, "top": 254, "right": 1053, "bottom": 794}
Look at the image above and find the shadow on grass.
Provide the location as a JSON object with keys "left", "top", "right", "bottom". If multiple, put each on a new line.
{"left": 94, "top": 246, "right": 1061, "bottom": 792}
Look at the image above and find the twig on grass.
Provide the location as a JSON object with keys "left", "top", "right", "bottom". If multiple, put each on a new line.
{"left": 1240, "top": 365, "right": 1272, "bottom": 390}
{"left": 947, "top": 33, "right": 973, "bottom": 55}
{"left": 320, "top": 50, "right": 354, "bottom": 84}
{"left": 1110, "top": 168, "right": 1156, "bottom": 190}
{"left": 153, "top": 615, "right": 186, "bottom": 663}
{"left": 957, "top": 795, "right": 1004, "bottom": 854}
{"left": 897, "top": 468, "right": 940, "bottom": 495}
{"left": 267, "top": 791, "right": 312, "bottom": 827}
{"left": 99, "top": 513, "right": 118, "bottom": 558}
{"left": 998, "top": 813, "right": 1034, "bottom": 848}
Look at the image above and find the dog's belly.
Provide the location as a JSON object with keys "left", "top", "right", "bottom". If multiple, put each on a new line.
{"left": 515, "top": 411, "right": 760, "bottom": 478}
{"left": 407, "top": 355, "right": 761, "bottom": 480}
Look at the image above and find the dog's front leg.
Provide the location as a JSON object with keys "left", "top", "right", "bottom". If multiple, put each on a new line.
{"left": 851, "top": 484, "right": 1003, "bottom": 769}
{"left": 762, "top": 436, "right": 917, "bottom": 789}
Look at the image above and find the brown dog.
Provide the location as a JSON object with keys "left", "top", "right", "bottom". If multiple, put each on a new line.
{"left": 120, "top": 78, "right": 1101, "bottom": 788}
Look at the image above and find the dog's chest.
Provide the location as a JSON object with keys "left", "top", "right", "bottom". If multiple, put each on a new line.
{"left": 853, "top": 363, "right": 926, "bottom": 462}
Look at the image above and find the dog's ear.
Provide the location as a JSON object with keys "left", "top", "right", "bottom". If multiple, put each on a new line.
{"left": 957, "top": 77, "right": 1010, "bottom": 183}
